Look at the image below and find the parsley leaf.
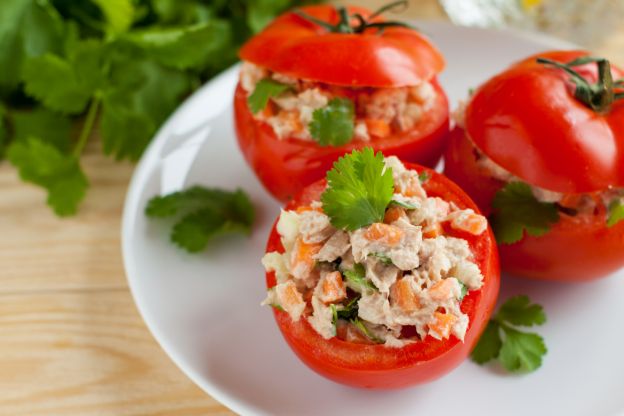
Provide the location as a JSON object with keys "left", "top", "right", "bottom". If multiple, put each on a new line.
{"left": 247, "top": 79, "right": 291, "bottom": 114}
{"left": 145, "top": 186, "right": 254, "bottom": 253}
{"left": 12, "top": 108, "right": 72, "bottom": 153}
{"left": 321, "top": 148, "right": 394, "bottom": 230}
{"left": 490, "top": 182, "right": 559, "bottom": 244}
{"left": 607, "top": 199, "right": 624, "bottom": 227}
{"left": 88, "top": 0, "right": 134, "bottom": 35}
{"left": 7, "top": 137, "right": 88, "bottom": 216}
{"left": 310, "top": 98, "right": 355, "bottom": 146}
{"left": 471, "top": 295, "right": 547, "bottom": 373}
{"left": 343, "top": 263, "right": 377, "bottom": 293}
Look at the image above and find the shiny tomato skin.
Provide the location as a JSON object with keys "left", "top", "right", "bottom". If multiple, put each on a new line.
{"left": 239, "top": 5, "right": 445, "bottom": 88}
{"left": 235, "top": 82, "right": 450, "bottom": 202}
{"left": 465, "top": 50, "right": 624, "bottom": 194}
{"left": 264, "top": 164, "right": 500, "bottom": 389}
{"left": 444, "top": 128, "right": 624, "bottom": 281}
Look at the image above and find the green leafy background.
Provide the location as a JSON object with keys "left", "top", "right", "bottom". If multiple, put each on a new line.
{"left": 0, "top": 0, "right": 318, "bottom": 216}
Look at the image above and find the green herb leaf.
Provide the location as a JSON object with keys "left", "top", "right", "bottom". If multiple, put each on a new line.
{"left": 370, "top": 252, "right": 393, "bottom": 266}
{"left": 309, "top": 98, "right": 355, "bottom": 146}
{"left": 0, "top": 104, "right": 7, "bottom": 157}
{"left": 496, "top": 295, "right": 546, "bottom": 327}
{"left": 418, "top": 171, "right": 430, "bottom": 184}
{"left": 471, "top": 295, "right": 547, "bottom": 373}
{"left": 7, "top": 137, "right": 88, "bottom": 216}
{"left": 471, "top": 321, "right": 502, "bottom": 364}
{"left": 343, "top": 263, "right": 377, "bottom": 293}
{"left": 490, "top": 182, "right": 559, "bottom": 244}
{"left": 607, "top": 199, "right": 624, "bottom": 227}
{"left": 458, "top": 280, "right": 468, "bottom": 301}
{"left": 126, "top": 21, "right": 232, "bottom": 71}
{"left": 389, "top": 199, "right": 418, "bottom": 209}
{"left": 498, "top": 327, "right": 547, "bottom": 373}
{"left": 11, "top": 108, "right": 72, "bottom": 152}
{"left": 247, "top": 0, "right": 292, "bottom": 33}
{"left": 351, "top": 317, "right": 383, "bottom": 343}
{"left": 247, "top": 78, "right": 291, "bottom": 114}
{"left": 321, "top": 148, "right": 394, "bottom": 230}
{"left": 88, "top": 0, "right": 134, "bottom": 35}
{"left": 336, "top": 296, "right": 360, "bottom": 321}
{"left": 145, "top": 186, "right": 254, "bottom": 253}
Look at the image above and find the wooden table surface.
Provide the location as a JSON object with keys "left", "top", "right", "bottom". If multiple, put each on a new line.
{"left": 1, "top": 1, "right": 622, "bottom": 415}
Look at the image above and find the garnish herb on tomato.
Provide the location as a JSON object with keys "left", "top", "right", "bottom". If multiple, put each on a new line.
{"left": 234, "top": 2, "right": 449, "bottom": 201}
{"left": 444, "top": 50, "right": 624, "bottom": 281}
{"left": 261, "top": 148, "right": 499, "bottom": 388}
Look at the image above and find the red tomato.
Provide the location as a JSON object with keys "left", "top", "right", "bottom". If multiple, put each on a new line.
{"left": 239, "top": 5, "right": 445, "bottom": 88}
{"left": 465, "top": 50, "right": 624, "bottom": 194}
{"left": 235, "top": 5, "right": 449, "bottom": 202}
{"left": 445, "top": 128, "right": 624, "bottom": 281}
{"left": 264, "top": 163, "right": 500, "bottom": 389}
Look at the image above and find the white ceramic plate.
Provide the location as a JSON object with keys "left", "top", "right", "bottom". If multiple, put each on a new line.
{"left": 122, "top": 22, "right": 624, "bottom": 416}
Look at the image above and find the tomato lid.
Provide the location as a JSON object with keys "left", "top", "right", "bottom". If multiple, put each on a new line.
{"left": 239, "top": 5, "right": 445, "bottom": 88}
{"left": 465, "top": 50, "right": 624, "bottom": 194}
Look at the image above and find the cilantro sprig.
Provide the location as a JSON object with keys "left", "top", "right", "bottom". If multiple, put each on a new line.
{"left": 310, "top": 98, "right": 355, "bottom": 146}
{"left": 471, "top": 295, "right": 547, "bottom": 373}
{"left": 321, "top": 148, "right": 394, "bottom": 230}
{"left": 0, "top": 0, "right": 315, "bottom": 216}
{"left": 490, "top": 182, "right": 560, "bottom": 244}
{"left": 145, "top": 186, "right": 254, "bottom": 253}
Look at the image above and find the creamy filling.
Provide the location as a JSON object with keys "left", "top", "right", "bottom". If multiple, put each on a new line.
{"left": 261, "top": 157, "right": 487, "bottom": 348}
{"left": 240, "top": 62, "right": 437, "bottom": 142}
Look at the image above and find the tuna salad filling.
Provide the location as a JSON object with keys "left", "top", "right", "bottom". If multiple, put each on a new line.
{"left": 262, "top": 157, "right": 487, "bottom": 348}
{"left": 453, "top": 104, "right": 624, "bottom": 216}
{"left": 240, "top": 62, "right": 437, "bottom": 142}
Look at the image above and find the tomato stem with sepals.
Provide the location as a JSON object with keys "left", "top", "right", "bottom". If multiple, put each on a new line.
{"left": 293, "top": 0, "right": 415, "bottom": 34}
{"left": 73, "top": 96, "right": 100, "bottom": 157}
{"left": 537, "top": 56, "right": 622, "bottom": 113}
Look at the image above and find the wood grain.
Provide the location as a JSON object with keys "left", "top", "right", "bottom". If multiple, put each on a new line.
{"left": 1, "top": 1, "right": 622, "bottom": 414}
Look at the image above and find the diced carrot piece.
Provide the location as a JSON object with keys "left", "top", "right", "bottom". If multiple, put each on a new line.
{"left": 365, "top": 118, "right": 391, "bottom": 138}
{"left": 396, "top": 175, "right": 425, "bottom": 198}
{"left": 296, "top": 205, "right": 322, "bottom": 214}
{"left": 422, "top": 222, "right": 443, "bottom": 239}
{"left": 450, "top": 212, "right": 487, "bottom": 235}
{"left": 275, "top": 281, "right": 306, "bottom": 320}
{"left": 364, "top": 223, "right": 404, "bottom": 246}
{"left": 291, "top": 237, "right": 322, "bottom": 271}
{"left": 391, "top": 277, "right": 421, "bottom": 312}
{"left": 319, "top": 271, "right": 347, "bottom": 304}
{"left": 261, "top": 101, "right": 276, "bottom": 117}
{"left": 384, "top": 206, "right": 406, "bottom": 224}
{"left": 281, "top": 110, "right": 304, "bottom": 133}
{"left": 428, "top": 279, "right": 456, "bottom": 301}
{"left": 428, "top": 312, "right": 458, "bottom": 339}
{"left": 559, "top": 193, "right": 582, "bottom": 209}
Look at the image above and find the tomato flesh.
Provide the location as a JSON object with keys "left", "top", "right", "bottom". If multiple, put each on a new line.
{"left": 444, "top": 128, "right": 624, "bottom": 281}
{"left": 235, "top": 82, "right": 450, "bottom": 202}
{"left": 264, "top": 164, "right": 500, "bottom": 388}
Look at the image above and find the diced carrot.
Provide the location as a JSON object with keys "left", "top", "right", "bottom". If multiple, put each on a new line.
{"left": 319, "top": 271, "right": 347, "bottom": 304}
{"left": 428, "top": 279, "right": 456, "bottom": 301}
{"left": 261, "top": 101, "right": 276, "bottom": 118}
{"left": 365, "top": 118, "right": 391, "bottom": 138}
{"left": 422, "top": 222, "right": 444, "bottom": 238}
{"left": 384, "top": 206, "right": 406, "bottom": 224}
{"left": 559, "top": 194, "right": 583, "bottom": 209}
{"left": 296, "top": 205, "right": 323, "bottom": 214}
{"left": 281, "top": 110, "right": 304, "bottom": 134}
{"left": 275, "top": 281, "right": 306, "bottom": 320}
{"left": 396, "top": 175, "right": 425, "bottom": 198}
{"left": 364, "top": 223, "right": 404, "bottom": 246}
{"left": 391, "top": 277, "right": 421, "bottom": 312}
{"left": 291, "top": 237, "right": 322, "bottom": 271}
{"left": 450, "top": 212, "right": 487, "bottom": 235}
{"left": 428, "top": 312, "right": 458, "bottom": 339}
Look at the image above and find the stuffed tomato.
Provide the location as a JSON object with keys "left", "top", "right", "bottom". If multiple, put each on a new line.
{"left": 444, "top": 50, "right": 624, "bottom": 281}
{"left": 261, "top": 149, "right": 499, "bottom": 388}
{"left": 235, "top": 3, "right": 449, "bottom": 202}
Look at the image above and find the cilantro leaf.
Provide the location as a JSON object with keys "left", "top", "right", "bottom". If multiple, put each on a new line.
{"left": 390, "top": 199, "right": 418, "bottom": 209}
{"left": 0, "top": 0, "right": 65, "bottom": 94}
{"left": 310, "top": 98, "right": 355, "bottom": 146}
{"left": 21, "top": 40, "right": 106, "bottom": 114}
{"left": 126, "top": 21, "right": 232, "bottom": 71}
{"left": 336, "top": 296, "right": 360, "bottom": 321}
{"left": 490, "top": 182, "right": 559, "bottom": 244}
{"left": 145, "top": 186, "right": 254, "bottom": 253}
{"left": 607, "top": 199, "right": 624, "bottom": 227}
{"left": 471, "top": 295, "right": 547, "bottom": 374}
{"left": 351, "top": 317, "right": 383, "bottom": 343}
{"left": 7, "top": 137, "right": 88, "bottom": 216}
{"left": 12, "top": 108, "right": 72, "bottom": 152}
{"left": 247, "top": 79, "right": 291, "bottom": 114}
{"left": 88, "top": 0, "right": 134, "bottom": 35}
{"left": 0, "top": 104, "right": 7, "bottom": 156}
{"left": 418, "top": 171, "right": 430, "bottom": 184}
{"left": 496, "top": 295, "right": 546, "bottom": 327}
{"left": 321, "top": 148, "right": 394, "bottom": 230}
{"left": 471, "top": 321, "right": 502, "bottom": 364}
{"left": 498, "top": 327, "right": 547, "bottom": 373}
{"left": 343, "top": 263, "right": 377, "bottom": 293}
{"left": 101, "top": 50, "right": 193, "bottom": 160}
{"left": 247, "top": 0, "right": 292, "bottom": 33}
{"left": 370, "top": 252, "right": 393, "bottom": 266}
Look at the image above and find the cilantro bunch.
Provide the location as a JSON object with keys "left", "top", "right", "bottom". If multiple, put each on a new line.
{"left": 0, "top": 0, "right": 317, "bottom": 216}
